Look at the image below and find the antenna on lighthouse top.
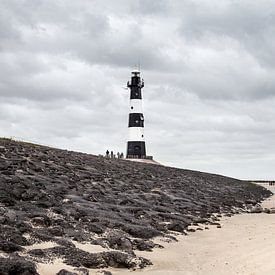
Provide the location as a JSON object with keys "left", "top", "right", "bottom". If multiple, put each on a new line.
{"left": 132, "top": 62, "right": 140, "bottom": 75}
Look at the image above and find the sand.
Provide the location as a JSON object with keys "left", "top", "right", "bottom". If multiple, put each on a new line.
{"left": 35, "top": 241, "right": 110, "bottom": 275}
{"left": 109, "top": 212, "right": 275, "bottom": 275}
{"left": 36, "top": 184, "right": 275, "bottom": 275}
{"left": 109, "top": 185, "right": 275, "bottom": 275}
{"left": 37, "top": 258, "right": 76, "bottom": 275}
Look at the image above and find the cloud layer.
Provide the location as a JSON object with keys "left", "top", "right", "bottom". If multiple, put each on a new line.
{"left": 1, "top": 0, "right": 275, "bottom": 179}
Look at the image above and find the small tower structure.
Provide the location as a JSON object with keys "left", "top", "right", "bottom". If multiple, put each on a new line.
{"left": 126, "top": 70, "right": 147, "bottom": 159}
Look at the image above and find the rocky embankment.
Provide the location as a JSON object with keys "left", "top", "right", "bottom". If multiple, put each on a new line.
{"left": 0, "top": 138, "right": 272, "bottom": 274}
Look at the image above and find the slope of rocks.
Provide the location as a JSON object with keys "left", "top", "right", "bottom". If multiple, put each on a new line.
{"left": 0, "top": 138, "right": 272, "bottom": 274}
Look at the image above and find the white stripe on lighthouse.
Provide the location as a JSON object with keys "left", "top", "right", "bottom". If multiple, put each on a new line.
{"left": 129, "top": 99, "right": 143, "bottom": 114}
{"left": 128, "top": 127, "right": 145, "bottom": 141}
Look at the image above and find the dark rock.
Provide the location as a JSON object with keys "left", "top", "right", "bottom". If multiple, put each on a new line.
{"left": 0, "top": 227, "right": 29, "bottom": 246}
{"left": 186, "top": 228, "right": 196, "bottom": 232}
{"left": 0, "top": 256, "right": 38, "bottom": 275}
{"left": 250, "top": 205, "right": 263, "bottom": 213}
{"left": 245, "top": 199, "right": 257, "bottom": 205}
{"left": 87, "top": 223, "right": 105, "bottom": 234}
{"left": 263, "top": 208, "right": 270, "bottom": 214}
{"left": 105, "top": 231, "right": 133, "bottom": 252}
{"left": 168, "top": 222, "right": 187, "bottom": 233}
{"left": 122, "top": 224, "right": 159, "bottom": 239}
{"left": 49, "top": 226, "right": 64, "bottom": 236}
{"left": 50, "top": 246, "right": 107, "bottom": 269}
{"left": 97, "top": 271, "right": 113, "bottom": 275}
{"left": 31, "top": 228, "right": 53, "bottom": 242}
{"left": 56, "top": 269, "right": 78, "bottom": 275}
{"left": 210, "top": 222, "right": 220, "bottom": 226}
{"left": 73, "top": 268, "right": 89, "bottom": 275}
{"left": 0, "top": 240, "right": 23, "bottom": 253}
{"left": 31, "top": 216, "right": 49, "bottom": 227}
{"left": 102, "top": 251, "right": 133, "bottom": 268}
{"left": 132, "top": 239, "right": 158, "bottom": 251}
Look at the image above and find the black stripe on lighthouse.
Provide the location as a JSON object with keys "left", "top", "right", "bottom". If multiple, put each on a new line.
{"left": 127, "top": 141, "right": 146, "bottom": 157}
{"left": 128, "top": 113, "right": 144, "bottom": 128}
{"left": 130, "top": 87, "right": 142, "bottom": 99}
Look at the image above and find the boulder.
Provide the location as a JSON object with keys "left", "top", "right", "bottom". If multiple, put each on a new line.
{"left": 56, "top": 270, "right": 77, "bottom": 275}
{"left": 0, "top": 240, "right": 23, "bottom": 253}
{"left": 250, "top": 205, "right": 263, "bottom": 213}
{"left": 0, "top": 256, "right": 38, "bottom": 275}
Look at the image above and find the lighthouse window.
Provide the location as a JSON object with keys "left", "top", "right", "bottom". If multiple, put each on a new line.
{"left": 142, "top": 135, "right": 144, "bottom": 138}
{"left": 131, "top": 106, "right": 133, "bottom": 109}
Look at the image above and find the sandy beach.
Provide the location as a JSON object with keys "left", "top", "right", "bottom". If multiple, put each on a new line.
{"left": 109, "top": 185, "right": 275, "bottom": 275}
{"left": 35, "top": 185, "right": 275, "bottom": 275}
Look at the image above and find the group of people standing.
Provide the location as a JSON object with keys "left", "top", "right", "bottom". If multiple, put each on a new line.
{"left": 105, "top": 150, "right": 124, "bottom": 159}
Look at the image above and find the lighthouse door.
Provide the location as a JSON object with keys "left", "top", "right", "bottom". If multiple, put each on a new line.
{"left": 134, "top": 145, "right": 141, "bottom": 156}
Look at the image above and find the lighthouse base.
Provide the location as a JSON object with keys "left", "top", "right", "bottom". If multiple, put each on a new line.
{"left": 126, "top": 155, "right": 153, "bottom": 160}
{"left": 125, "top": 157, "right": 159, "bottom": 165}
{"left": 126, "top": 141, "right": 146, "bottom": 158}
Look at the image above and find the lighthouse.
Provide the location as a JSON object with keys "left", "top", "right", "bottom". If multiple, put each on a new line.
{"left": 126, "top": 70, "right": 147, "bottom": 159}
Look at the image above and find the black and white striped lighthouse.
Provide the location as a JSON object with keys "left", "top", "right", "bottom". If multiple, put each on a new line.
{"left": 126, "top": 70, "right": 147, "bottom": 159}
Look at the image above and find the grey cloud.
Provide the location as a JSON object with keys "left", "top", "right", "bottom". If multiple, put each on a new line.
{"left": 0, "top": 0, "right": 178, "bottom": 71}
{"left": 177, "top": 1, "right": 275, "bottom": 67}
{"left": 0, "top": 0, "right": 275, "bottom": 179}
{"left": 135, "top": 0, "right": 169, "bottom": 15}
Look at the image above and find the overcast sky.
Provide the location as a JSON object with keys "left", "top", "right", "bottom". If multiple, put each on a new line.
{"left": 1, "top": 0, "right": 275, "bottom": 180}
